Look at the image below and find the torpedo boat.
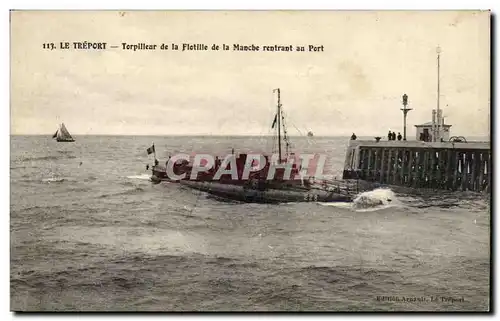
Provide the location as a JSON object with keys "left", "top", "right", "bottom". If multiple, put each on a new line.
{"left": 147, "top": 88, "right": 360, "bottom": 203}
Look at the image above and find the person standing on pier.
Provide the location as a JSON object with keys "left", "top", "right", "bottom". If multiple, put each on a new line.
{"left": 397, "top": 132, "right": 402, "bottom": 141}
{"left": 388, "top": 130, "right": 392, "bottom": 141}
{"left": 351, "top": 133, "right": 357, "bottom": 140}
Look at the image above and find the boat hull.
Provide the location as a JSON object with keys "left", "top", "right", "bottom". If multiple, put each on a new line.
{"left": 151, "top": 165, "right": 169, "bottom": 182}
{"left": 180, "top": 181, "right": 353, "bottom": 204}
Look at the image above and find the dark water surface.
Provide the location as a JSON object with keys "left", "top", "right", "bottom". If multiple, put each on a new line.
{"left": 10, "top": 135, "right": 490, "bottom": 311}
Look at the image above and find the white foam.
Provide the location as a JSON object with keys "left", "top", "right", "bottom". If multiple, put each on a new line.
{"left": 126, "top": 174, "right": 152, "bottom": 180}
{"left": 318, "top": 201, "right": 352, "bottom": 208}
{"left": 42, "top": 177, "right": 65, "bottom": 183}
{"left": 319, "top": 188, "right": 400, "bottom": 212}
{"left": 353, "top": 188, "right": 397, "bottom": 205}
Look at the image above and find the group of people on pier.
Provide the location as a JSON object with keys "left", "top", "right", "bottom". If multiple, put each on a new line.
{"left": 387, "top": 131, "right": 402, "bottom": 141}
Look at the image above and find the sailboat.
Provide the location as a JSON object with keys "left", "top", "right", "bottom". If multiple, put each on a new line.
{"left": 148, "top": 89, "right": 360, "bottom": 204}
{"left": 52, "top": 123, "right": 75, "bottom": 142}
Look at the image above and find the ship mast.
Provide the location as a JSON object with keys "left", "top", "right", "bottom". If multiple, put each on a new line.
{"left": 435, "top": 46, "right": 441, "bottom": 142}
{"left": 274, "top": 88, "right": 282, "bottom": 163}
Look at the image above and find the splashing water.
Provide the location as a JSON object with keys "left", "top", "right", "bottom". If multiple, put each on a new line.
{"left": 352, "top": 188, "right": 398, "bottom": 210}
{"left": 320, "top": 188, "right": 399, "bottom": 211}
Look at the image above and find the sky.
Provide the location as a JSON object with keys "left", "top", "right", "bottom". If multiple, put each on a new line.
{"left": 10, "top": 10, "right": 490, "bottom": 137}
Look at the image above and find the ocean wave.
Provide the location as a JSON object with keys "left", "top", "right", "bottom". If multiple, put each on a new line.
{"left": 396, "top": 191, "right": 490, "bottom": 211}
{"left": 10, "top": 165, "right": 27, "bottom": 170}
{"left": 98, "top": 187, "right": 145, "bottom": 198}
{"left": 68, "top": 186, "right": 92, "bottom": 193}
{"left": 84, "top": 176, "right": 98, "bottom": 182}
{"left": 13, "top": 204, "right": 63, "bottom": 213}
{"left": 20, "top": 155, "right": 76, "bottom": 162}
{"left": 298, "top": 265, "right": 398, "bottom": 284}
{"left": 41, "top": 177, "right": 66, "bottom": 183}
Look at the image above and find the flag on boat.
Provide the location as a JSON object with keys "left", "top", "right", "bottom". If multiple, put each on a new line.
{"left": 146, "top": 144, "right": 155, "bottom": 155}
{"left": 271, "top": 114, "right": 277, "bottom": 129}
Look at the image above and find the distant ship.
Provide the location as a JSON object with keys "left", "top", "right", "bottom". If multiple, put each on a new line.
{"left": 307, "top": 131, "right": 314, "bottom": 137}
{"left": 52, "top": 123, "right": 75, "bottom": 142}
{"left": 148, "top": 89, "right": 360, "bottom": 204}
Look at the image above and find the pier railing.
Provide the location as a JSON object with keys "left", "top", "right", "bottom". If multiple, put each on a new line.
{"left": 342, "top": 140, "right": 491, "bottom": 192}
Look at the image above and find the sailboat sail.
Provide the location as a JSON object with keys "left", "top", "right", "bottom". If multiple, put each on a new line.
{"left": 53, "top": 123, "right": 75, "bottom": 142}
{"left": 59, "top": 123, "right": 72, "bottom": 138}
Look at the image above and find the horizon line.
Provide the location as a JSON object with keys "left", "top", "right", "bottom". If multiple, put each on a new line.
{"left": 10, "top": 133, "right": 491, "bottom": 136}
{"left": 10, "top": 134, "right": 378, "bottom": 137}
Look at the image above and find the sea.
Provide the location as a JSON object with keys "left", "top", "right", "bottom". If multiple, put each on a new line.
{"left": 10, "top": 135, "right": 491, "bottom": 312}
